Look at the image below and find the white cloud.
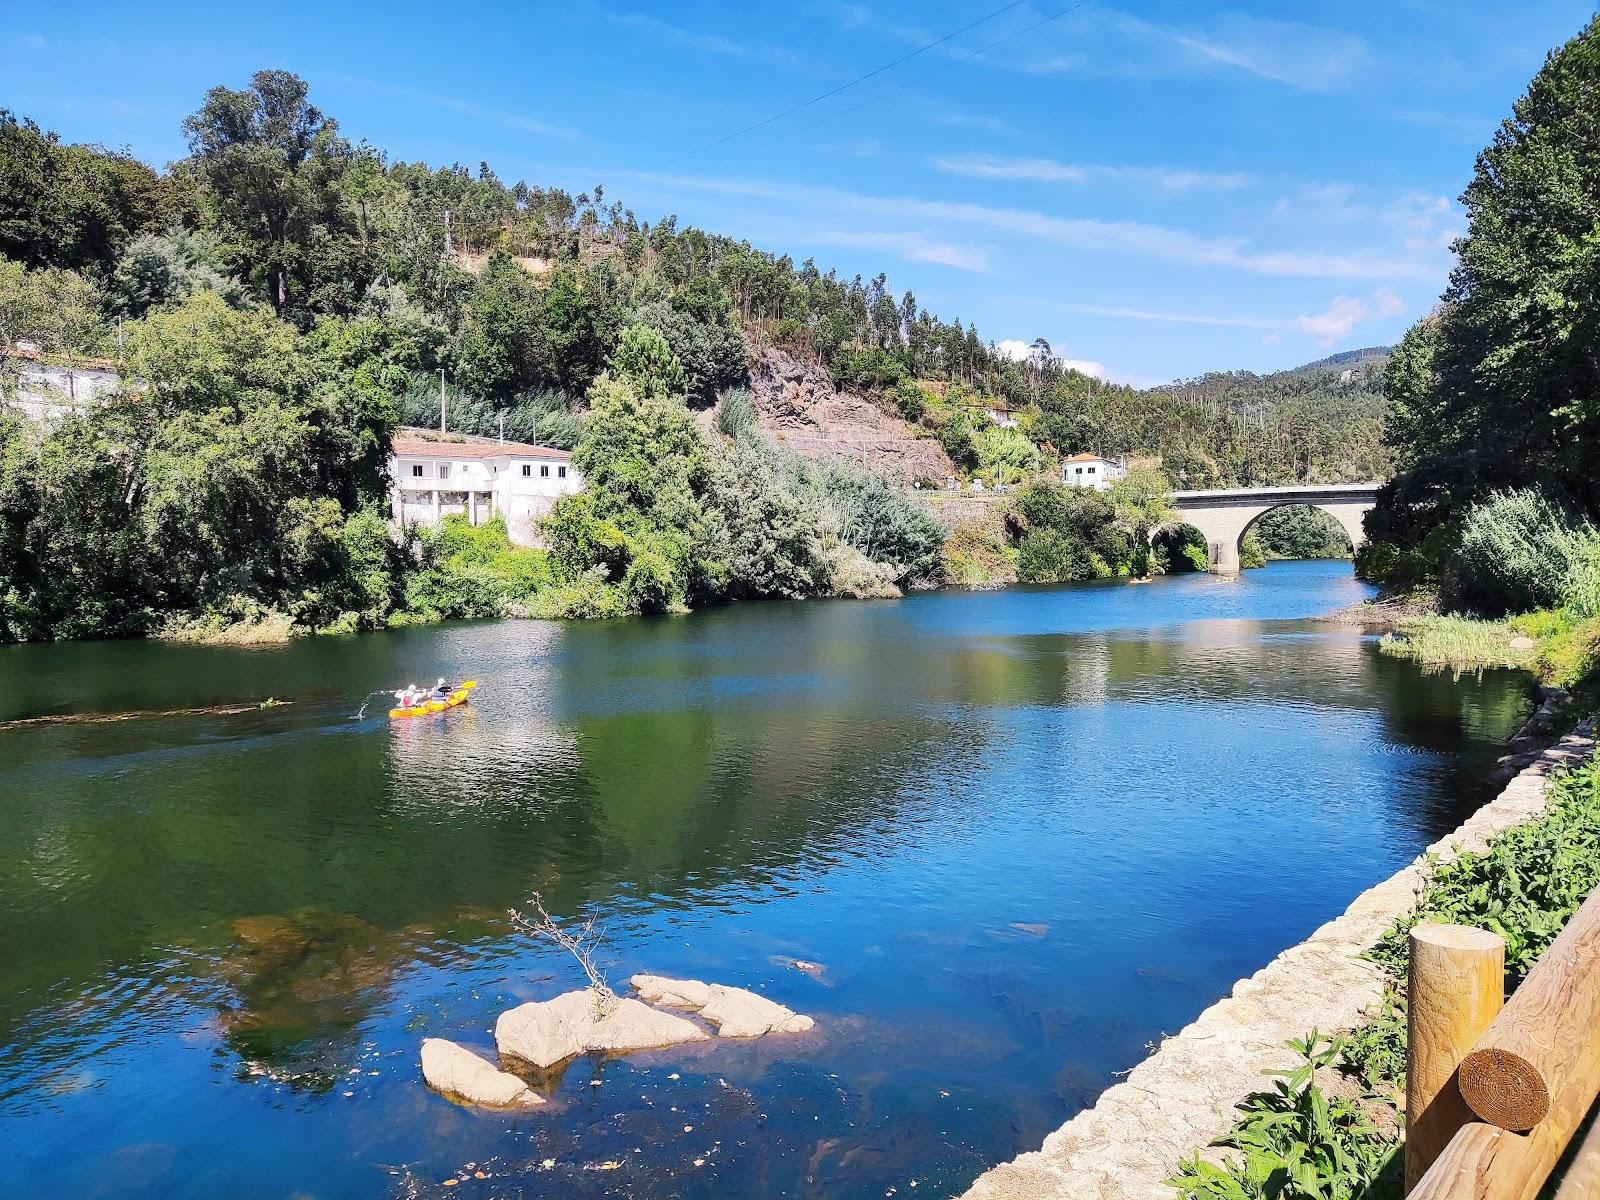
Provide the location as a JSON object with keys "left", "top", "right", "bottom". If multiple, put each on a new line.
{"left": 635, "top": 172, "right": 1443, "bottom": 282}
{"left": 603, "top": 12, "right": 802, "bottom": 66}
{"left": 807, "top": 231, "right": 992, "bottom": 273}
{"left": 935, "top": 154, "right": 1254, "bottom": 192}
{"left": 1293, "top": 289, "right": 1406, "bottom": 342}
{"left": 996, "top": 339, "right": 1105, "bottom": 379}
{"left": 334, "top": 75, "right": 580, "bottom": 140}
{"left": 1069, "top": 304, "right": 1282, "bottom": 329}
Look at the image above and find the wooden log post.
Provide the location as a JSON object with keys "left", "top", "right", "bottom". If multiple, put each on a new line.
{"left": 1406, "top": 923, "right": 1507, "bottom": 1192}
{"left": 1459, "top": 887, "right": 1600, "bottom": 1133}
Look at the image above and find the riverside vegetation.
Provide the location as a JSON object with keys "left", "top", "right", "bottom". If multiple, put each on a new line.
{"left": 4, "top": 73, "right": 1390, "bottom": 643}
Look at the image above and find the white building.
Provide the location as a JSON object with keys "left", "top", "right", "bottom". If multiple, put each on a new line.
{"left": 1061, "top": 453, "right": 1126, "bottom": 491}
{"left": 3, "top": 343, "right": 121, "bottom": 423}
{"left": 389, "top": 428, "right": 582, "bottom": 546}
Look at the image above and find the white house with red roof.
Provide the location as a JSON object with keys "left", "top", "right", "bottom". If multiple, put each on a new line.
{"left": 389, "top": 427, "right": 582, "bottom": 546}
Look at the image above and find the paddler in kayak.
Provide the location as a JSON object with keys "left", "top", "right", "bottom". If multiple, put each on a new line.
{"left": 393, "top": 683, "right": 422, "bottom": 710}
{"left": 428, "top": 677, "right": 452, "bottom": 701}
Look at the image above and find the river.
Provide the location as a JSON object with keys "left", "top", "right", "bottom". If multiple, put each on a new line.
{"left": 0, "top": 561, "right": 1531, "bottom": 1199}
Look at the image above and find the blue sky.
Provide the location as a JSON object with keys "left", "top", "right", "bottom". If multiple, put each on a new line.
{"left": 5, "top": 1, "right": 1595, "bottom": 384}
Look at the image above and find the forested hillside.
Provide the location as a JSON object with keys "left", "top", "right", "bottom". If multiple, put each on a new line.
{"left": 0, "top": 70, "right": 1396, "bottom": 641}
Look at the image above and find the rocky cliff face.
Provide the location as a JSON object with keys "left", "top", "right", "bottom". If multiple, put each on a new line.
{"left": 746, "top": 346, "right": 954, "bottom": 485}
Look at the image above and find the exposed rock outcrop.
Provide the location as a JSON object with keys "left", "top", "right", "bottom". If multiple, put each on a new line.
{"left": 495, "top": 989, "right": 709, "bottom": 1069}
{"left": 420, "top": 1038, "right": 543, "bottom": 1109}
{"left": 631, "top": 974, "right": 815, "bottom": 1038}
{"left": 746, "top": 346, "right": 953, "bottom": 486}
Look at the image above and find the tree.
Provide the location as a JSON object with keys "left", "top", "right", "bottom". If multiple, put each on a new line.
{"left": 182, "top": 71, "right": 365, "bottom": 318}
{"left": 0, "top": 110, "right": 171, "bottom": 275}
{"left": 1365, "top": 15, "right": 1600, "bottom": 582}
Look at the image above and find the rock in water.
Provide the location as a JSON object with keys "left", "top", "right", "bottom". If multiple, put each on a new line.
{"left": 496, "top": 989, "right": 709, "bottom": 1069}
{"left": 420, "top": 1038, "right": 543, "bottom": 1108}
{"left": 631, "top": 974, "right": 815, "bottom": 1038}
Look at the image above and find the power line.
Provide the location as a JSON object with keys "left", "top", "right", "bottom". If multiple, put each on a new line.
{"left": 643, "top": 0, "right": 1098, "bottom": 189}
{"left": 644, "top": 0, "right": 1037, "bottom": 174}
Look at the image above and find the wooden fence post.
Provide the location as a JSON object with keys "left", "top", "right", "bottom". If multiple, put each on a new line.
{"left": 1459, "top": 888, "right": 1600, "bottom": 1134}
{"left": 1406, "top": 923, "right": 1506, "bottom": 1192}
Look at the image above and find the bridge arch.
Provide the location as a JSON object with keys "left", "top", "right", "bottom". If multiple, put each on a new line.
{"left": 1168, "top": 484, "right": 1378, "bottom": 575}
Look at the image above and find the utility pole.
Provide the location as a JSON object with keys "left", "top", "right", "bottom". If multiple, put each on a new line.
{"left": 439, "top": 369, "right": 447, "bottom": 433}
{"left": 498, "top": 410, "right": 505, "bottom": 443}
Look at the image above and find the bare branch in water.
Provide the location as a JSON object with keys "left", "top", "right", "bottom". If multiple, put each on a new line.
{"left": 510, "top": 891, "right": 615, "bottom": 1017}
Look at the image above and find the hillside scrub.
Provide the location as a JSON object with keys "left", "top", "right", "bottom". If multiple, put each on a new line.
{"left": 1, "top": 71, "right": 1409, "bottom": 641}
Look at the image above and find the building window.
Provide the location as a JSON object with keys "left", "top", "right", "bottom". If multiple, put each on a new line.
{"left": 1087, "top": 466, "right": 1096, "bottom": 474}
{"left": 540, "top": 464, "right": 550, "bottom": 477}
{"left": 438, "top": 463, "right": 451, "bottom": 480}
{"left": 1075, "top": 467, "right": 1083, "bottom": 474}
{"left": 558, "top": 466, "right": 567, "bottom": 478}
{"left": 522, "top": 464, "right": 531, "bottom": 477}
{"left": 411, "top": 464, "right": 423, "bottom": 478}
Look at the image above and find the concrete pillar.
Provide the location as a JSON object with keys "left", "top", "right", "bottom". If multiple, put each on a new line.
{"left": 468, "top": 490, "right": 477, "bottom": 526}
{"left": 432, "top": 489, "right": 440, "bottom": 521}
{"left": 1211, "top": 537, "right": 1241, "bottom": 575}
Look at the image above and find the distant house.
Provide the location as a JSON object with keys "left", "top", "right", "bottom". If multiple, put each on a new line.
{"left": 983, "top": 401, "right": 1020, "bottom": 429}
{"left": 2, "top": 341, "right": 122, "bottom": 422}
{"left": 1061, "top": 453, "right": 1125, "bottom": 491}
{"left": 389, "top": 428, "right": 582, "bottom": 546}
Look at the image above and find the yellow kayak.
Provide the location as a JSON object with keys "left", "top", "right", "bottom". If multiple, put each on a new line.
{"left": 389, "top": 680, "right": 477, "bottom": 719}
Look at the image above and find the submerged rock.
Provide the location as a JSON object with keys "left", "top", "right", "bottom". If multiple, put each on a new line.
{"left": 496, "top": 989, "right": 709, "bottom": 1069}
{"left": 631, "top": 974, "right": 815, "bottom": 1038}
{"left": 420, "top": 1038, "right": 543, "bottom": 1109}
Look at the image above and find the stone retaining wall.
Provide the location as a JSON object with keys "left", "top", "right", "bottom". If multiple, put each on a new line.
{"left": 961, "top": 716, "right": 1598, "bottom": 1200}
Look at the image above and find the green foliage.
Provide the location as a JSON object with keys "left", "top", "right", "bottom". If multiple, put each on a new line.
{"left": 973, "top": 424, "right": 1040, "bottom": 484}
{"left": 1372, "top": 756, "right": 1600, "bottom": 985}
{"left": 0, "top": 109, "right": 173, "bottom": 276}
{"left": 893, "top": 378, "right": 926, "bottom": 421}
{"left": 1168, "top": 1033, "right": 1394, "bottom": 1200}
{"left": 627, "top": 297, "right": 745, "bottom": 402}
{"left": 1253, "top": 507, "right": 1353, "bottom": 561}
{"left": 112, "top": 226, "right": 249, "bottom": 316}
{"left": 1377, "top": 614, "right": 1531, "bottom": 672}
{"left": 609, "top": 324, "right": 689, "bottom": 400}
{"left": 1340, "top": 988, "right": 1408, "bottom": 1092}
{"left": 1454, "top": 489, "right": 1592, "bottom": 615}
{"left": 1239, "top": 531, "right": 1267, "bottom": 570}
{"left": 1367, "top": 17, "right": 1600, "bottom": 575}
{"left": 0, "top": 255, "right": 113, "bottom": 359}
{"left": 1012, "top": 480, "right": 1133, "bottom": 582}
{"left": 182, "top": 70, "right": 365, "bottom": 320}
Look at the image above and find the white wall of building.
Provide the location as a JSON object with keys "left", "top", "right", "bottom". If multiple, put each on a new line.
{"left": 1062, "top": 456, "right": 1125, "bottom": 492}
{"left": 389, "top": 447, "right": 582, "bottom": 546}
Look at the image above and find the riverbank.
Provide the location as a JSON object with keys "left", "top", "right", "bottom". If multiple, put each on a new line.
{"left": 961, "top": 712, "right": 1598, "bottom": 1200}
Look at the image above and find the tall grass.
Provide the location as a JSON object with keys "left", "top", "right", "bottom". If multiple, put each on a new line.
{"left": 1377, "top": 614, "right": 1531, "bottom": 671}
{"left": 1454, "top": 489, "right": 1592, "bottom": 615}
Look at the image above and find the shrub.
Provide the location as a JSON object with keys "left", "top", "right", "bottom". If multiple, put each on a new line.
{"left": 1454, "top": 489, "right": 1591, "bottom": 615}
{"left": 1239, "top": 530, "right": 1267, "bottom": 570}
{"left": 893, "top": 378, "right": 926, "bottom": 422}
{"left": 1566, "top": 530, "right": 1600, "bottom": 619}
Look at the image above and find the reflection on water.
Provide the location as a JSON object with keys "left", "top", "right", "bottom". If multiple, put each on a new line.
{"left": 0, "top": 563, "right": 1531, "bottom": 1198}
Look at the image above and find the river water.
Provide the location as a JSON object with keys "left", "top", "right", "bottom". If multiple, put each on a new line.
{"left": 0, "top": 562, "right": 1530, "bottom": 1199}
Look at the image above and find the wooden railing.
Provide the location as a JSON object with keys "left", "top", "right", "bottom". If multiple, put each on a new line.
{"left": 1405, "top": 888, "right": 1600, "bottom": 1199}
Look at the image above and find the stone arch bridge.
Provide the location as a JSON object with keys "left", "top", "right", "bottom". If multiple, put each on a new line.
{"left": 1168, "top": 484, "right": 1380, "bottom": 574}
